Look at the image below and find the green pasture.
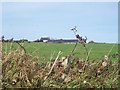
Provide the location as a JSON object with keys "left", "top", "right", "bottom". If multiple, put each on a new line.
{"left": 2, "top": 42, "right": 118, "bottom": 63}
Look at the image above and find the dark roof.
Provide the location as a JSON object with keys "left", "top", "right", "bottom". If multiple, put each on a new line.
{"left": 40, "top": 37, "right": 50, "bottom": 40}
{"left": 49, "top": 39, "right": 78, "bottom": 43}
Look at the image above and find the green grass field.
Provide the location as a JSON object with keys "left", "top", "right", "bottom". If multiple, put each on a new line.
{"left": 2, "top": 42, "right": 118, "bottom": 63}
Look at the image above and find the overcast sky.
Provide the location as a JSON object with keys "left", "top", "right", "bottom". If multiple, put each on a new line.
{"left": 2, "top": 2, "right": 118, "bottom": 43}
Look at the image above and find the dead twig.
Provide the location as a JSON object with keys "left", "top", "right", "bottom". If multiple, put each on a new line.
{"left": 70, "top": 26, "right": 78, "bottom": 54}
{"left": 71, "top": 26, "right": 88, "bottom": 56}
{"left": 16, "top": 42, "right": 26, "bottom": 53}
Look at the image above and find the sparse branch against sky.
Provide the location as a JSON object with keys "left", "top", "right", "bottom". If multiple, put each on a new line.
{"left": 2, "top": 2, "right": 118, "bottom": 43}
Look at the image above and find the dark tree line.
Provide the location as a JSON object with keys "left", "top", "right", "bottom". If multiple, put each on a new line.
{"left": 1, "top": 35, "right": 44, "bottom": 43}
{"left": 1, "top": 36, "right": 29, "bottom": 43}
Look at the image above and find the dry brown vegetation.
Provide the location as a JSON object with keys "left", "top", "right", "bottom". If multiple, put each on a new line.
{"left": 2, "top": 46, "right": 119, "bottom": 89}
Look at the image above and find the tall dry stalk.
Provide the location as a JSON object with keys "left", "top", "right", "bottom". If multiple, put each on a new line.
{"left": 44, "top": 51, "right": 62, "bottom": 81}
